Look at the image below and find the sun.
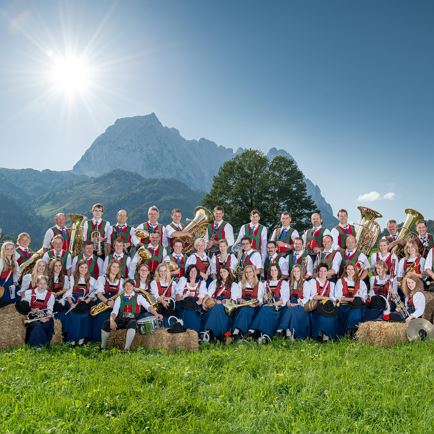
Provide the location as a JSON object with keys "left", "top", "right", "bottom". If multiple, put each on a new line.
{"left": 49, "top": 54, "right": 92, "bottom": 98}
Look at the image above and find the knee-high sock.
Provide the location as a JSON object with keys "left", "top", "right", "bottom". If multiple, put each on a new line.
{"left": 125, "top": 328, "right": 136, "bottom": 350}
{"left": 101, "top": 330, "right": 110, "bottom": 348}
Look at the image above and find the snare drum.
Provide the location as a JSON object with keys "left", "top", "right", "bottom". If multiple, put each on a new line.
{"left": 137, "top": 316, "right": 162, "bottom": 335}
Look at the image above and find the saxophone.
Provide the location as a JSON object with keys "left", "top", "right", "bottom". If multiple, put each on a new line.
{"left": 90, "top": 291, "right": 123, "bottom": 317}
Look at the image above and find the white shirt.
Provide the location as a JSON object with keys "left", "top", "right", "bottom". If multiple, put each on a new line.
{"left": 334, "top": 278, "right": 368, "bottom": 302}
{"left": 111, "top": 293, "right": 151, "bottom": 316}
{"left": 239, "top": 249, "right": 263, "bottom": 271}
{"left": 309, "top": 278, "right": 336, "bottom": 302}
{"left": 369, "top": 251, "right": 399, "bottom": 275}
{"left": 397, "top": 256, "right": 425, "bottom": 278}
{"left": 234, "top": 223, "right": 268, "bottom": 260}
{"left": 406, "top": 292, "right": 425, "bottom": 318}
{"left": 42, "top": 225, "right": 68, "bottom": 249}
{"left": 264, "top": 279, "right": 290, "bottom": 304}
{"left": 207, "top": 281, "right": 240, "bottom": 301}
{"left": 270, "top": 226, "right": 299, "bottom": 244}
{"left": 42, "top": 250, "right": 72, "bottom": 270}
{"left": 133, "top": 221, "right": 168, "bottom": 248}
{"left": 238, "top": 281, "right": 265, "bottom": 304}
{"left": 288, "top": 281, "right": 312, "bottom": 305}
{"left": 316, "top": 249, "right": 342, "bottom": 274}
{"left": 19, "top": 274, "right": 34, "bottom": 295}
{"left": 204, "top": 221, "right": 235, "bottom": 247}
{"left": 424, "top": 248, "right": 434, "bottom": 272}
{"left": 95, "top": 276, "right": 124, "bottom": 295}
{"left": 369, "top": 275, "right": 397, "bottom": 297}
{"left": 82, "top": 219, "right": 111, "bottom": 241}
{"left": 175, "top": 277, "right": 207, "bottom": 298}
{"left": 23, "top": 289, "right": 55, "bottom": 315}
{"left": 210, "top": 253, "right": 238, "bottom": 275}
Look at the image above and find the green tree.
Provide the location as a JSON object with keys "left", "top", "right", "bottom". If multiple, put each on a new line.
{"left": 202, "top": 149, "right": 317, "bottom": 232}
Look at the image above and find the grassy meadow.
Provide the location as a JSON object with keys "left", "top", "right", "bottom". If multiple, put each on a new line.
{"left": 0, "top": 339, "right": 433, "bottom": 433}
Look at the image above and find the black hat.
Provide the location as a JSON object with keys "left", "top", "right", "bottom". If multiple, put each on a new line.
{"left": 317, "top": 300, "right": 338, "bottom": 317}
{"left": 350, "top": 296, "right": 364, "bottom": 308}
{"left": 369, "top": 295, "right": 386, "bottom": 310}
{"left": 167, "top": 321, "right": 186, "bottom": 334}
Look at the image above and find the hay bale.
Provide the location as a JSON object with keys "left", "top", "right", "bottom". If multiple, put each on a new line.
{"left": 108, "top": 328, "right": 199, "bottom": 352}
{"left": 356, "top": 321, "right": 407, "bottom": 347}
{"left": 51, "top": 319, "right": 63, "bottom": 345}
{"left": 0, "top": 304, "right": 26, "bottom": 349}
{"left": 423, "top": 291, "right": 434, "bottom": 323}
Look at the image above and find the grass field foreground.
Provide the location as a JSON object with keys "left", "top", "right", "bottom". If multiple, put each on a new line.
{"left": 0, "top": 340, "right": 433, "bottom": 433}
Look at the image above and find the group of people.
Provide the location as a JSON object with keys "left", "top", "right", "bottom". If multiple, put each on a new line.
{"left": 0, "top": 203, "right": 430, "bottom": 350}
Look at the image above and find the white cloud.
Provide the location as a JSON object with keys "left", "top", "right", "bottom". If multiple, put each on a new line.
{"left": 383, "top": 192, "right": 395, "bottom": 201}
{"left": 357, "top": 191, "right": 396, "bottom": 202}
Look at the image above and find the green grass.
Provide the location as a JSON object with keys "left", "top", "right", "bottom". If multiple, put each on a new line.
{"left": 0, "top": 340, "right": 433, "bottom": 433}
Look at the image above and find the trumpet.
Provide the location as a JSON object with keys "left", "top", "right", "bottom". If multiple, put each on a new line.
{"left": 224, "top": 299, "right": 258, "bottom": 316}
{"left": 91, "top": 231, "right": 103, "bottom": 256}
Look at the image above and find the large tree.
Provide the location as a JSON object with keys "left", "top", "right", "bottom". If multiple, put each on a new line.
{"left": 202, "top": 149, "right": 317, "bottom": 232}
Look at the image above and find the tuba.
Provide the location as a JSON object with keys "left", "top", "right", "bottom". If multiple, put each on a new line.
{"left": 69, "top": 213, "right": 87, "bottom": 258}
{"left": 180, "top": 206, "right": 214, "bottom": 254}
{"left": 392, "top": 208, "right": 424, "bottom": 258}
{"left": 355, "top": 206, "right": 382, "bottom": 256}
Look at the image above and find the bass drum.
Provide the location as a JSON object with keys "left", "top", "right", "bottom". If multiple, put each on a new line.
{"left": 137, "top": 316, "right": 162, "bottom": 335}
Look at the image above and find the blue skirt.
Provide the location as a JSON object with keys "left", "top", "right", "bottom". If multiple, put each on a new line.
{"left": 310, "top": 311, "right": 338, "bottom": 339}
{"left": 26, "top": 319, "right": 54, "bottom": 347}
{"left": 64, "top": 311, "right": 91, "bottom": 342}
{"left": 363, "top": 307, "right": 383, "bottom": 322}
{"left": 278, "top": 305, "right": 310, "bottom": 339}
{"left": 232, "top": 306, "right": 258, "bottom": 334}
{"left": 250, "top": 305, "right": 282, "bottom": 337}
{"left": 204, "top": 303, "right": 231, "bottom": 338}
{"left": 90, "top": 309, "right": 111, "bottom": 342}
{"left": 338, "top": 305, "right": 364, "bottom": 335}
{"left": 0, "top": 276, "right": 15, "bottom": 305}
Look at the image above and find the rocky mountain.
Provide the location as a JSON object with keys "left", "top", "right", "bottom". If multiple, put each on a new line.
{"left": 73, "top": 113, "right": 337, "bottom": 226}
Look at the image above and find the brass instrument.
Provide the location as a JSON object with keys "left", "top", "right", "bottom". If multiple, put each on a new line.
{"left": 179, "top": 206, "right": 213, "bottom": 254}
{"left": 135, "top": 228, "right": 149, "bottom": 241}
{"left": 224, "top": 298, "right": 258, "bottom": 316}
{"left": 90, "top": 291, "right": 123, "bottom": 316}
{"left": 136, "top": 288, "right": 159, "bottom": 309}
{"left": 164, "top": 259, "right": 180, "bottom": 275}
{"left": 392, "top": 208, "right": 424, "bottom": 258}
{"left": 355, "top": 206, "right": 382, "bottom": 256}
{"left": 91, "top": 230, "right": 103, "bottom": 256}
{"left": 68, "top": 214, "right": 87, "bottom": 258}
{"left": 24, "top": 309, "right": 54, "bottom": 324}
{"left": 390, "top": 293, "right": 410, "bottom": 320}
{"left": 19, "top": 247, "right": 44, "bottom": 278}
{"left": 136, "top": 247, "right": 152, "bottom": 266}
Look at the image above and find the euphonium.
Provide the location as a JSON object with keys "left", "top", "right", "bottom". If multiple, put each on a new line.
{"left": 137, "top": 246, "right": 152, "bottom": 262}
{"left": 164, "top": 259, "right": 180, "bottom": 275}
{"left": 19, "top": 247, "right": 44, "bottom": 278}
{"left": 90, "top": 291, "right": 124, "bottom": 317}
{"left": 135, "top": 228, "right": 149, "bottom": 241}
{"left": 223, "top": 299, "right": 258, "bottom": 316}
{"left": 69, "top": 213, "right": 87, "bottom": 258}
{"left": 355, "top": 206, "right": 382, "bottom": 256}
{"left": 392, "top": 208, "right": 424, "bottom": 258}
{"left": 180, "top": 206, "right": 214, "bottom": 254}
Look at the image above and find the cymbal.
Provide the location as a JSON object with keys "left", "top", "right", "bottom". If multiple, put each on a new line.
{"left": 406, "top": 318, "right": 434, "bottom": 342}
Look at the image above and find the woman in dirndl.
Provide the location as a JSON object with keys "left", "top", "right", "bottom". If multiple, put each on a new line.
{"left": 278, "top": 264, "right": 311, "bottom": 340}
{"left": 175, "top": 265, "right": 207, "bottom": 332}
{"left": 0, "top": 241, "right": 19, "bottom": 306}
{"left": 64, "top": 260, "right": 96, "bottom": 346}
{"left": 248, "top": 264, "right": 289, "bottom": 343}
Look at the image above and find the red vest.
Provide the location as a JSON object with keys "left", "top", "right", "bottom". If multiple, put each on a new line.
{"left": 275, "top": 226, "right": 295, "bottom": 254}
{"left": 170, "top": 254, "right": 186, "bottom": 277}
{"left": 404, "top": 257, "right": 422, "bottom": 274}
{"left": 51, "top": 226, "right": 71, "bottom": 251}
{"left": 266, "top": 280, "right": 284, "bottom": 298}
{"left": 315, "top": 279, "right": 331, "bottom": 297}
{"left": 215, "top": 255, "right": 232, "bottom": 274}
{"left": 335, "top": 225, "right": 355, "bottom": 249}
{"left": 77, "top": 254, "right": 100, "bottom": 279}
{"left": 213, "top": 283, "right": 232, "bottom": 299}
{"left": 144, "top": 222, "right": 164, "bottom": 245}
{"left": 341, "top": 279, "right": 360, "bottom": 297}
{"left": 111, "top": 224, "right": 132, "bottom": 245}
{"left": 108, "top": 254, "right": 129, "bottom": 278}
{"left": 16, "top": 247, "right": 32, "bottom": 266}
{"left": 242, "top": 283, "right": 259, "bottom": 300}
{"left": 372, "top": 278, "right": 389, "bottom": 297}
{"left": 50, "top": 275, "right": 65, "bottom": 294}
{"left": 207, "top": 222, "right": 227, "bottom": 241}
{"left": 182, "top": 281, "right": 201, "bottom": 297}
{"left": 168, "top": 223, "right": 186, "bottom": 249}
{"left": 156, "top": 281, "right": 173, "bottom": 298}
{"left": 30, "top": 289, "right": 51, "bottom": 310}
{"left": 290, "top": 284, "right": 304, "bottom": 300}
{"left": 0, "top": 266, "right": 13, "bottom": 281}
{"left": 104, "top": 278, "right": 121, "bottom": 295}
{"left": 195, "top": 255, "right": 209, "bottom": 274}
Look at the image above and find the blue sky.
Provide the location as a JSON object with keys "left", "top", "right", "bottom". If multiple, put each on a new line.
{"left": 0, "top": 0, "right": 433, "bottom": 224}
